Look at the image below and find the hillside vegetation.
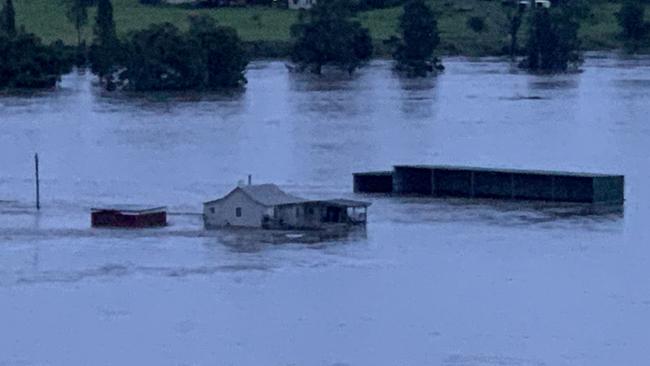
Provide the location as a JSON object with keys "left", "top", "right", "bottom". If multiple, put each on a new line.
{"left": 12, "top": 0, "right": 640, "bottom": 56}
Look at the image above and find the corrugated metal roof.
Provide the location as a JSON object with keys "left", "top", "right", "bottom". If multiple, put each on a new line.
{"left": 320, "top": 199, "right": 371, "bottom": 207}
{"left": 352, "top": 171, "right": 393, "bottom": 176}
{"left": 240, "top": 184, "right": 307, "bottom": 206}
{"left": 204, "top": 184, "right": 307, "bottom": 206}
{"left": 275, "top": 199, "right": 371, "bottom": 208}
{"left": 392, "top": 165, "right": 622, "bottom": 178}
{"left": 91, "top": 205, "right": 167, "bottom": 214}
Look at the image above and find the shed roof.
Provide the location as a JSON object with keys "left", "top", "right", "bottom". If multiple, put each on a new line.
{"left": 204, "top": 184, "right": 307, "bottom": 207}
{"left": 393, "top": 164, "right": 622, "bottom": 178}
{"left": 91, "top": 205, "right": 167, "bottom": 214}
{"left": 352, "top": 171, "right": 393, "bottom": 177}
{"left": 319, "top": 199, "right": 371, "bottom": 207}
{"left": 276, "top": 199, "right": 371, "bottom": 208}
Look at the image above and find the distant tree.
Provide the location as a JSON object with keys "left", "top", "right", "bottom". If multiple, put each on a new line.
{"left": 64, "top": 0, "right": 94, "bottom": 67}
{"left": 120, "top": 23, "right": 200, "bottom": 91}
{"left": 64, "top": 0, "right": 91, "bottom": 46}
{"left": 520, "top": 1, "right": 589, "bottom": 72}
{"left": 90, "top": 0, "right": 121, "bottom": 89}
{"left": 391, "top": 0, "right": 443, "bottom": 77}
{"left": 290, "top": 0, "right": 373, "bottom": 75}
{"left": 188, "top": 15, "right": 248, "bottom": 88}
{"left": 0, "top": 33, "right": 74, "bottom": 89}
{"left": 0, "top": 0, "right": 16, "bottom": 38}
{"left": 118, "top": 18, "right": 248, "bottom": 91}
{"left": 501, "top": 0, "right": 525, "bottom": 59}
{"left": 618, "top": 0, "right": 648, "bottom": 52}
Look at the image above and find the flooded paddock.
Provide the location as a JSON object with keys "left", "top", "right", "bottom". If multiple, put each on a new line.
{"left": 1, "top": 55, "right": 650, "bottom": 365}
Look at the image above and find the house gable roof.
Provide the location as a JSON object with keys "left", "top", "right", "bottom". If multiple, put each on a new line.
{"left": 204, "top": 184, "right": 306, "bottom": 207}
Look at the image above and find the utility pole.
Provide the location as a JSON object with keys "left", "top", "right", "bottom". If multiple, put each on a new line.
{"left": 35, "top": 153, "right": 40, "bottom": 210}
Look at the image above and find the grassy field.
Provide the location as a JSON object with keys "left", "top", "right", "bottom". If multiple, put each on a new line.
{"left": 12, "top": 0, "right": 635, "bottom": 57}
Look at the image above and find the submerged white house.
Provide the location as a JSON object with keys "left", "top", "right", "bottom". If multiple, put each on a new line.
{"left": 203, "top": 183, "right": 369, "bottom": 230}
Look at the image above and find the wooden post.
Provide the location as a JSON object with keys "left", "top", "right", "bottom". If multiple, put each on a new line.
{"left": 35, "top": 153, "right": 40, "bottom": 210}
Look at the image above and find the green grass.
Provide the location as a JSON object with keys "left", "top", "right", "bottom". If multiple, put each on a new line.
{"left": 12, "top": 0, "right": 640, "bottom": 56}
{"left": 15, "top": 0, "right": 298, "bottom": 43}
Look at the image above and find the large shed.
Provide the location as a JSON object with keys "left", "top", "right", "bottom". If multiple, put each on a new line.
{"left": 354, "top": 165, "right": 625, "bottom": 204}
{"left": 203, "top": 184, "right": 370, "bottom": 229}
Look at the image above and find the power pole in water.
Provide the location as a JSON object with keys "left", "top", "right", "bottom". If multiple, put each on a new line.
{"left": 35, "top": 153, "right": 40, "bottom": 210}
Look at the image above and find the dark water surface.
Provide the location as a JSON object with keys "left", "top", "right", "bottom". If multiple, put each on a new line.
{"left": 1, "top": 56, "right": 649, "bottom": 365}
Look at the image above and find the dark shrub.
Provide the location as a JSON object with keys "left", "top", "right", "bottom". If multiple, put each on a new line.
{"left": 467, "top": 16, "right": 487, "bottom": 33}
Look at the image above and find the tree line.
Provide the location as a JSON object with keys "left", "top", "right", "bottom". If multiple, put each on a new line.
{"left": 1, "top": 0, "right": 248, "bottom": 91}
{"left": 0, "top": 0, "right": 74, "bottom": 89}
{"left": 88, "top": 0, "right": 247, "bottom": 91}
{"left": 290, "top": 0, "right": 591, "bottom": 75}
{"left": 2, "top": 0, "right": 650, "bottom": 91}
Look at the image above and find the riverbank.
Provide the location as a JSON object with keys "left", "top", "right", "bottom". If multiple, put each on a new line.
{"left": 13, "top": 0, "right": 640, "bottom": 58}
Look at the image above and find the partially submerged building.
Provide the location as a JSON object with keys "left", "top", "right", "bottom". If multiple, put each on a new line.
{"left": 354, "top": 165, "right": 625, "bottom": 204}
{"left": 91, "top": 205, "right": 167, "bottom": 228}
{"left": 203, "top": 184, "right": 369, "bottom": 230}
{"left": 269, "top": 199, "right": 369, "bottom": 230}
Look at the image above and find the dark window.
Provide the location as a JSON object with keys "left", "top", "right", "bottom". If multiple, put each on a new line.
{"left": 210, "top": 207, "right": 215, "bottom": 214}
{"left": 308, "top": 207, "right": 314, "bottom": 215}
{"left": 236, "top": 207, "right": 242, "bottom": 217}
{"left": 295, "top": 207, "right": 300, "bottom": 218}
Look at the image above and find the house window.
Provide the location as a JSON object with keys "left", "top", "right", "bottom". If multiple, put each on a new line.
{"left": 295, "top": 207, "right": 300, "bottom": 218}
{"left": 308, "top": 207, "right": 314, "bottom": 215}
{"left": 210, "top": 207, "right": 215, "bottom": 214}
{"left": 236, "top": 207, "right": 242, "bottom": 217}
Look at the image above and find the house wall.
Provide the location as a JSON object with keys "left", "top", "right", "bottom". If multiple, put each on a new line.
{"left": 203, "top": 190, "right": 271, "bottom": 228}
{"left": 275, "top": 203, "right": 324, "bottom": 229}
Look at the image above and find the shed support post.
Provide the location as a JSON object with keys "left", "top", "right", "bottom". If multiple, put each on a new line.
{"left": 35, "top": 153, "right": 40, "bottom": 211}
{"left": 551, "top": 176, "right": 556, "bottom": 201}
{"left": 470, "top": 171, "right": 475, "bottom": 198}
{"left": 431, "top": 170, "right": 436, "bottom": 197}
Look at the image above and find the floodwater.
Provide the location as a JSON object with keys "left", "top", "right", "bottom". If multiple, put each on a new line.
{"left": 1, "top": 55, "right": 650, "bottom": 365}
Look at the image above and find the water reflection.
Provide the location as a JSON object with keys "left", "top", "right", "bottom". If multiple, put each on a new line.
{"left": 527, "top": 74, "right": 581, "bottom": 91}
{"left": 369, "top": 195, "right": 624, "bottom": 233}
{"left": 394, "top": 73, "right": 439, "bottom": 119}
{"left": 213, "top": 226, "right": 368, "bottom": 253}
